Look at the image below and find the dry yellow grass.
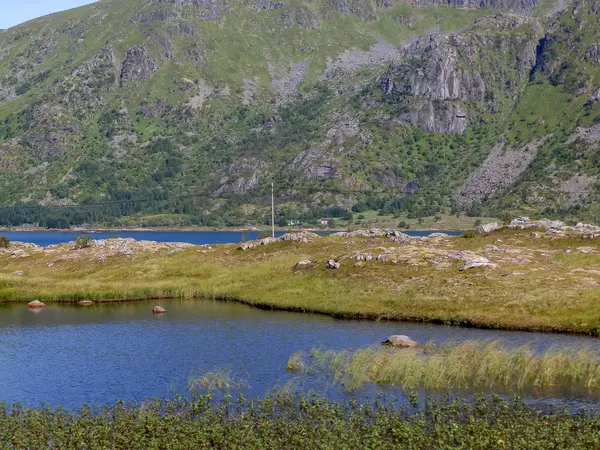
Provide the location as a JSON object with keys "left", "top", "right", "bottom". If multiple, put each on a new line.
{"left": 1, "top": 229, "right": 600, "bottom": 334}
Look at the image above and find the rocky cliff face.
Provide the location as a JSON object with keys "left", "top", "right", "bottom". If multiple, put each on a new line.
{"left": 379, "top": 19, "right": 537, "bottom": 133}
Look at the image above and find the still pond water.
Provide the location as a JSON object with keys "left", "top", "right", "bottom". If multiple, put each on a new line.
{"left": 1, "top": 299, "right": 599, "bottom": 409}
{"left": 0, "top": 230, "right": 460, "bottom": 246}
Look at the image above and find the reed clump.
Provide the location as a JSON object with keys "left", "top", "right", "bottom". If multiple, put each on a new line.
{"left": 187, "top": 368, "right": 248, "bottom": 393}
{"left": 288, "top": 341, "right": 600, "bottom": 393}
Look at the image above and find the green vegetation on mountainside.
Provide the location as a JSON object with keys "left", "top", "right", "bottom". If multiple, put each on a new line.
{"left": 0, "top": 0, "right": 599, "bottom": 227}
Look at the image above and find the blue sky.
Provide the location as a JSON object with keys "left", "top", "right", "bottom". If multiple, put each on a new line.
{"left": 0, "top": 1, "right": 97, "bottom": 29}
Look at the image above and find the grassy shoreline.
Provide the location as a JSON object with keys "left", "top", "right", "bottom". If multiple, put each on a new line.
{"left": 2, "top": 229, "right": 600, "bottom": 335}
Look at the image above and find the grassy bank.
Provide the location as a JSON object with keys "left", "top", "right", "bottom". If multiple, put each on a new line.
{"left": 1, "top": 229, "right": 600, "bottom": 334}
{"left": 288, "top": 341, "right": 600, "bottom": 394}
{"left": 2, "top": 394, "right": 600, "bottom": 449}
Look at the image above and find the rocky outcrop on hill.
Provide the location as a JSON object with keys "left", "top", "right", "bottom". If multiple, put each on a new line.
{"left": 379, "top": 23, "right": 537, "bottom": 133}
{"left": 120, "top": 46, "right": 157, "bottom": 83}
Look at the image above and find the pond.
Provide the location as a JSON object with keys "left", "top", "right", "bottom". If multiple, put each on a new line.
{"left": 0, "top": 299, "right": 599, "bottom": 410}
{"left": 0, "top": 230, "right": 461, "bottom": 247}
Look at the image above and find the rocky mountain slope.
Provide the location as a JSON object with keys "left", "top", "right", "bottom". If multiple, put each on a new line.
{"left": 0, "top": 0, "right": 599, "bottom": 226}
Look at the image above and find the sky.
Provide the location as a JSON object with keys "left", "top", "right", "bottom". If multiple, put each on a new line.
{"left": 0, "top": 0, "right": 97, "bottom": 29}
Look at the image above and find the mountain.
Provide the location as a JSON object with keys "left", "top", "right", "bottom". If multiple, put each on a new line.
{"left": 0, "top": 0, "right": 599, "bottom": 227}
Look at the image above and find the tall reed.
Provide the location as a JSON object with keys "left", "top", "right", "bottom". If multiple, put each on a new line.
{"left": 288, "top": 341, "right": 600, "bottom": 393}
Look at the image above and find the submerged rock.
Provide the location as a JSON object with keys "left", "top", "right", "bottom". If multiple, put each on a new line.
{"left": 382, "top": 335, "right": 418, "bottom": 348}
{"left": 28, "top": 300, "right": 46, "bottom": 309}
{"left": 326, "top": 259, "right": 340, "bottom": 269}
{"left": 152, "top": 305, "right": 167, "bottom": 314}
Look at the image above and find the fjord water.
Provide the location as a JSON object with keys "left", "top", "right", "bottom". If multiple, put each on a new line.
{"left": 0, "top": 230, "right": 460, "bottom": 246}
{"left": 1, "top": 299, "right": 599, "bottom": 409}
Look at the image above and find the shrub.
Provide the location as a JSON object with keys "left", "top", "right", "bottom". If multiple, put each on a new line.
{"left": 474, "top": 219, "right": 482, "bottom": 227}
{"left": 398, "top": 221, "right": 407, "bottom": 228}
{"left": 74, "top": 235, "right": 94, "bottom": 249}
{"left": 0, "top": 236, "right": 9, "bottom": 248}
{"left": 461, "top": 230, "right": 477, "bottom": 239}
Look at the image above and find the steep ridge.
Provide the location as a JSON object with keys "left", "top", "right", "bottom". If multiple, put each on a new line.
{"left": 0, "top": 0, "right": 598, "bottom": 227}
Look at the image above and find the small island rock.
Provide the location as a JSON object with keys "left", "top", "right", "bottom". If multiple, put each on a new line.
{"left": 382, "top": 335, "right": 418, "bottom": 348}
{"left": 152, "top": 306, "right": 167, "bottom": 314}
{"left": 78, "top": 300, "right": 94, "bottom": 306}
{"left": 28, "top": 300, "right": 46, "bottom": 309}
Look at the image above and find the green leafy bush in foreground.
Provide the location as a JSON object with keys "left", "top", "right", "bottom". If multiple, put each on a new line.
{"left": 0, "top": 236, "right": 9, "bottom": 248}
{"left": 0, "top": 395, "right": 599, "bottom": 449}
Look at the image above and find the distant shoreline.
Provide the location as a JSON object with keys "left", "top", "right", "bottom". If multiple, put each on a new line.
{"left": 0, "top": 225, "right": 467, "bottom": 233}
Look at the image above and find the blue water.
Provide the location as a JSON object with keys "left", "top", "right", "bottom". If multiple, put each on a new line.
{"left": 0, "top": 299, "right": 598, "bottom": 410}
{"left": 0, "top": 230, "right": 461, "bottom": 246}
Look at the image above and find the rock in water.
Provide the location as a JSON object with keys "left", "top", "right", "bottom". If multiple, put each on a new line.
{"left": 28, "top": 300, "right": 46, "bottom": 309}
{"left": 152, "top": 305, "right": 167, "bottom": 314}
{"left": 78, "top": 300, "right": 94, "bottom": 306}
{"left": 382, "top": 335, "right": 418, "bottom": 348}
{"left": 326, "top": 260, "right": 340, "bottom": 269}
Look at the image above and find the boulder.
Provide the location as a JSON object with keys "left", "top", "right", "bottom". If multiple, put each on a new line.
{"left": 294, "top": 259, "right": 312, "bottom": 269}
{"left": 326, "top": 259, "right": 340, "bottom": 269}
{"left": 382, "top": 335, "right": 418, "bottom": 348}
{"left": 28, "top": 300, "right": 46, "bottom": 309}
{"left": 11, "top": 271, "right": 24, "bottom": 276}
{"left": 460, "top": 257, "right": 498, "bottom": 271}
{"left": 78, "top": 300, "right": 94, "bottom": 306}
{"left": 476, "top": 222, "right": 501, "bottom": 234}
{"left": 427, "top": 232, "right": 449, "bottom": 239}
{"left": 152, "top": 305, "right": 167, "bottom": 314}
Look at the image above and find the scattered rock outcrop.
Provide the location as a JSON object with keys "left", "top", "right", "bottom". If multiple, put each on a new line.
{"left": 477, "top": 222, "right": 501, "bottom": 234}
{"left": 294, "top": 259, "right": 313, "bottom": 269}
{"left": 237, "top": 232, "right": 320, "bottom": 250}
{"left": 459, "top": 257, "right": 497, "bottom": 270}
{"left": 326, "top": 259, "right": 340, "bottom": 269}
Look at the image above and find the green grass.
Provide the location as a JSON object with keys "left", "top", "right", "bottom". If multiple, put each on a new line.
{"left": 289, "top": 341, "right": 600, "bottom": 394}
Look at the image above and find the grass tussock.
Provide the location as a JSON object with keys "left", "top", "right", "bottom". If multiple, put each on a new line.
{"left": 288, "top": 341, "right": 600, "bottom": 393}
{"left": 187, "top": 368, "right": 249, "bottom": 393}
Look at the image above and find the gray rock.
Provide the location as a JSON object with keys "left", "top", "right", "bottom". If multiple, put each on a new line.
{"left": 294, "top": 259, "right": 312, "bottom": 268}
{"left": 476, "top": 222, "right": 501, "bottom": 234}
{"left": 152, "top": 305, "right": 167, "bottom": 314}
{"left": 427, "top": 232, "right": 449, "bottom": 239}
{"left": 11, "top": 270, "right": 24, "bottom": 276}
{"left": 460, "top": 257, "right": 498, "bottom": 270}
{"left": 28, "top": 300, "right": 46, "bottom": 309}
{"left": 326, "top": 259, "right": 340, "bottom": 269}
{"left": 78, "top": 300, "right": 94, "bottom": 306}
{"left": 120, "top": 46, "right": 157, "bottom": 83}
{"left": 382, "top": 335, "right": 418, "bottom": 348}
